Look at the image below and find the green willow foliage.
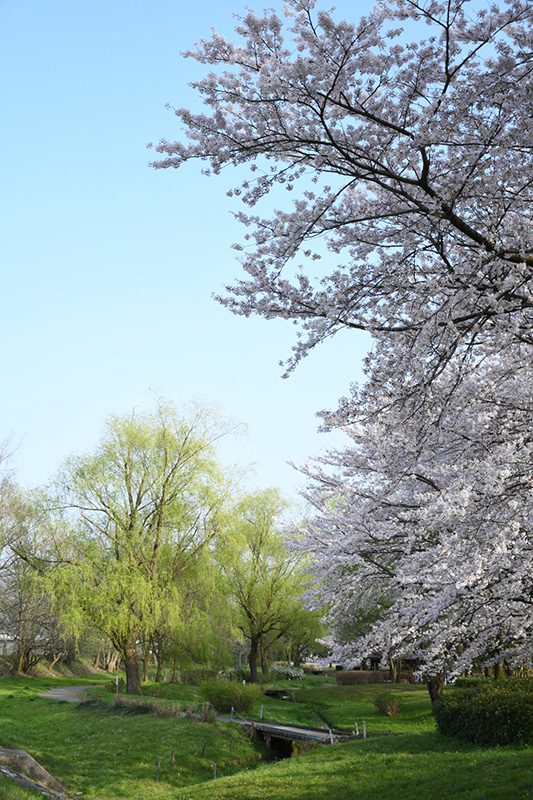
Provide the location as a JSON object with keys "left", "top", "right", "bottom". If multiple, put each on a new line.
{"left": 52, "top": 400, "right": 236, "bottom": 693}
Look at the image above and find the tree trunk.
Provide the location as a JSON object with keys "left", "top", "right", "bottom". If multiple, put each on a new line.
{"left": 123, "top": 641, "right": 142, "bottom": 695}
{"left": 248, "top": 637, "right": 259, "bottom": 683}
{"left": 494, "top": 663, "right": 505, "bottom": 680}
{"left": 49, "top": 653, "right": 62, "bottom": 671}
{"left": 170, "top": 655, "right": 179, "bottom": 684}
{"left": 260, "top": 642, "right": 269, "bottom": 678}
{"left": 142, "top": 640, "right": 150, "bottom": 683}
{"left": 426, "top": 673, "right": 444, "bottom": 705}
{"left": 155, "top": 656, "right": 163, "bottom": 683}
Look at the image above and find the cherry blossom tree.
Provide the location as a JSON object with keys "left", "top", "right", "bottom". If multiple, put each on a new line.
{"left": 153, "top": 0, "right": 533, "bottom": 391}
{"left": 153, "top": 0, "right": 533, "bottom": 693}
{"left": 294, "top": 353, "right": 533, "bottom": 699}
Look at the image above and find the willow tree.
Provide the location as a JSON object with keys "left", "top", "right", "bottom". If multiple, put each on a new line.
{"left": 218, "top": 489, "right": 309, "bottom": 683}
{"left": 56, "top": 400, "right": 235, "bottom": 694}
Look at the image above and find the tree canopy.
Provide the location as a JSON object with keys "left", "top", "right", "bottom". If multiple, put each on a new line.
{"left": 154, "top": 0, "right": 533, "bottom": 691}
{"left": 218, "top": 489, "right": 309, "bottom": 682}
{"left": 153, "top": 0, "right": 533, "bottom": 389}
{"left": 54, "top": 400, "right": 236, "bottom": 693}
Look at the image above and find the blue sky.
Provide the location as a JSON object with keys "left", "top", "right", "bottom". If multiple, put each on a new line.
{"left": 0, "top": 0, "right": 371, "bottom": 505}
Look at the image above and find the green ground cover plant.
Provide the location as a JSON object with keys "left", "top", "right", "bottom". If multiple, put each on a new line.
{"left": 290, "top": 682, "right": 435, "bottom": 734}
{"left": 104, "top": 674, "right": 435, "bottom": 733}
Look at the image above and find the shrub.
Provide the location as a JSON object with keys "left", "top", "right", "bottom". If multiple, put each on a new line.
{"left": 232, "top": 667, "right": 252, "bottom": 683}
{"left": 374, "top": 693, "right": 402, "bottom": 716}
{"left": 155, "top": 702, "right": 181, "bottom": 718}
{"left": 434, "top": 678, "right": 533, "bottom": 746}
{"left": 200, "top": 678, "right": 262, "bottom": 714}
{"left": 269, "top": 665, "right": 304, "bottom": 681}
{"left": 454, "top": 677, "right": 488, "bottom": 688}
{"left": 199, "top": 702, "right": 217, "bottom": 723}
{"left": 182, "top": 668, "right": 217, "bottom": 685}
{"left": 336, "top": 669, "right": 390, "bottom": 685}
{"left": 106, "top": 677, "right": 126, "bottom": 694}
{"left": 144, "top": 686, "right": 166, "bottom": 698}
{"left": 219, "top": 667, "right": 251, "bottom": 683}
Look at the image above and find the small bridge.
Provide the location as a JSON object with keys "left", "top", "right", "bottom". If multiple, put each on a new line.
{"left": 246, "top": 720, "right": 354, "bottom": 756}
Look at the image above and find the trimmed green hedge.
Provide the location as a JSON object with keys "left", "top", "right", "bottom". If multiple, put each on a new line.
{"left": 454, "top": 677, "right": 489, "bottom": 688}
{"left": 336, "top": 669, "right": 390, "bottom": 685}
{"left": 434, "top": 678, "right": 533, "bottom": 745}
{"left": 199, "top": 678, "right": 262, "bottom": 714}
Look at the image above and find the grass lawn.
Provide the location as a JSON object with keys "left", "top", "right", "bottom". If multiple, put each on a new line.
{"left": 1, "top": 676, "right": 531, "bottom": 800}
{"left": 0, "top": 678, "right": 266, "bottom": 799}
{"left": 173, "top": 733, "right": 533, "bottom": 800}
{"left": 0, "top": 776, "right": 37, "bottom": 800}
{"left": 96, "top": 675, "right": 435, "bottom": 733}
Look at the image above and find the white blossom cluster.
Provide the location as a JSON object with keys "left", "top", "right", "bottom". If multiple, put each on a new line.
{"left": 295, "top": 354, "right": 533, "bottom": 679}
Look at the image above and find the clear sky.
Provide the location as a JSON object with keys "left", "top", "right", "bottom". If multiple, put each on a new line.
{"left": 0, "top": 0, "right": 372, "bottom": 505}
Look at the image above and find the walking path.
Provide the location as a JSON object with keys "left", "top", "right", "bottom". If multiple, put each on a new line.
{"left": 41, "top": 685, "right": 94, "bottom": 703}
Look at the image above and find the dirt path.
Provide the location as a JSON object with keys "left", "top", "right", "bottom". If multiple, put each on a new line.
{"left": 41, "top": 685, "right": 93, "bottom": 703}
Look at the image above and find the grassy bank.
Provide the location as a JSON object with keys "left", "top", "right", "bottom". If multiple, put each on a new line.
{"left": 173, "top": 733, "right": 533, "bottom": 800}
{"left": 1, "top": 676, "right": 531, "bottom": 799}
{"left": 0, "top": 678, "right": 265, "bottom": 799}
{"left": 96, "top": 675, "right": 435, "bottom": 734}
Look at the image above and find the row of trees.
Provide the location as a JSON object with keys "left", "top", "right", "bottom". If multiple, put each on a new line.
{"left": 0, "top": 403, "right": 323, "bottom": 692}
{"left": 154, "top": 0, "right": 533, "bottom": 700}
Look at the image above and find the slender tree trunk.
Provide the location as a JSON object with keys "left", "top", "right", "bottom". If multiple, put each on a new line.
{"left": 249, "top": 637, "right": 259, "bottom": 683}
{"left": 142, "top": 640, "right": 150, "bottom": 683}
{"left": 426, "top": 673, "right": 444, "bottom": 705}
{"left": 170, "top": 655, "right": 179, "bottom": 684}
{"left": 123, "top": 640, "right": 142, "bottom": 695}
{"left": 494, "top": 663, "right": 505, "bottom": 680}
{"left": 155, "top": 655, "right": 163, "bottom": 683}
{"left": 109, "top": 651, "right": 120, "bottom": 673}
{"left": 49, "top": 653, "right": 62, "bottom": 671}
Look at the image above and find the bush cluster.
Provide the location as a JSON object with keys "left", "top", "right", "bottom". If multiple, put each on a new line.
{"left": 374, "top": 693, "right": 402, "bottom": 716}
{"left": 336, "top": 669, "right": 390, "bottom": 685}
{"left": 199, "top": 678, "right": 262, "bottom": 714}
{"left": 434, "top": 678, "right": 533, "bottom": 746}
{"left": 453, "top": 677, "right": 488, "bottom": 688}
{"left": 269, "top": 664, "right": 304, "bottom": 680}
{"left": 220, "top": 666, "right": 251, "bottom": 683}
{"left": 182, "top": 668, "right": 217, "bottom": 685}
{"left": 106, "top": 677, "right": 126, "bottom": 694}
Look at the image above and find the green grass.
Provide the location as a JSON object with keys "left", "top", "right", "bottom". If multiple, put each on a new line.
{"left": 104, "top": 675, "right": 434, "bottom": 733}
{"left": 0, "top": 776, "right": 38, "bottom": 800}
{"left": 172, "top": 733, "right": 533, "bottom": 800}
{"left": 293, "top": 682, "right": 436, "bottom": 733}
{"left": 0, "top": 678, "right": 266, "bottom": 799}
{"left": 1, "top": 676, "right": 531, "bottom": 800}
